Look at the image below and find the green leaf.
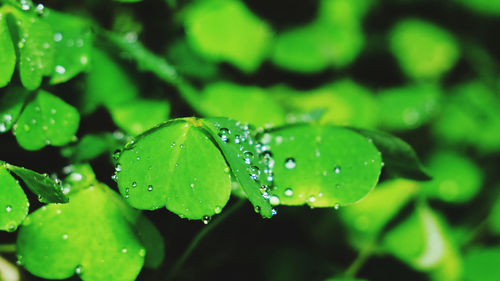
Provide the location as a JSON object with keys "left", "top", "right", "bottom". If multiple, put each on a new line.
{"left": 115, "top": 118, "right": 231, "bottom": 220}
{"left": 456, "top": 0, "right": 500, "bottom": 16}
{"left": 432, "top": 81, "right": 500, "bottom": 153}
{"left": 389, "top": 19, "right": 460, "bottom": 80}
{"left": 198, "top": 82, "right": 286, "bottom": 127}
{"left": 62, "top": 163, "right": 98, "bottom": 195}
{"left": 463, "top": 247, "right": 500, "bottom": 281}
{"left": 108, "top": 99, "right": 170, "bottom": 136}
{"left": 272, "top": 80, "right": 378, "bottom": 128}
{"left": 351, "top": 128, "right": 431, "bottom": 180}
{"left": 0, "top": 11, "right": 16, "bottom": 88}
{"left": 84, "top": 47, "right": 138, "bottom": 114}
{"left": 6, "top": 163, "right": 68, "bottom": 203}
{"left": 44, "top": 10, "right": 92, "bottom": 84}
{"left": 377, "top": 83, "right": 441, "bottom": 131}
{"left": 340, "top": 179, "right": 419, "bottom": 248}
{"left": 383, "top": 204, "right": 462, "bottom": 280}
{"left": 318, "top": 0, "right": 375, "bottom": 25}
{"left": 15, "top": 11, "right": 55, "bottom": 90}
{"left": 200, "top": 117, "right": 275, "bottom": 218}
{"left": 0, "top": 86, "right": 30, "bottom": 133}
{"left": 184, "top": 0, "right": 272, "bottom": 72}
{"left": 16, "top": 184, "right": 159, "bottom": 281}
{"left": 264, "top": 125, "right": 382, "bottom": 207}
{"left": 271, "top": 23, "right": 364, "bottom": 72}
{"left": 14, "top": 90, "right": 80, "bottom": 151}
{"left": 61, "top": 134, "right": 118, "bottom": 163}
{"left": 0, "top": 165, "right": 29, "bottom": 232}
{"left": 420, "top": 152, "right": 482, "bottom": 203}
{"left": 166, "top": 39, "right": 218, "bottom": 80}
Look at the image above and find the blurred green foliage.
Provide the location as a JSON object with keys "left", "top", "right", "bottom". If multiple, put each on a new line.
{"left": 0, "top": 0, "right": 500, "bottom": 281}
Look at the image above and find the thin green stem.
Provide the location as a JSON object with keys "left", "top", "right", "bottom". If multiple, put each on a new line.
{"left": 97, "top": 29, "right": 205, "bottom": 114}
{"left": 165, "top": 199, "right": 246, "bottom": 281}
{"left": 343, "top": 243, "right": 374, "bottom": 278}
{"left": 0, "top": 244, "right": 16, "bottom": 253}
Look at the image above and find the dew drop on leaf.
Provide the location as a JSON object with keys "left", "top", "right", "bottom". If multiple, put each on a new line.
{"left": 218, "top": 128, "right": 231, "bottom": 143}
{"left": 202, "top": 215, "right": 211, "bottom": 225}
{"left": 147, "top": 185, "right": 153, "bottom": 191}
{"left": 5, "top": 205, "right": 12, "bottom": 212}
{"left": 248, "top": 166, "right": 261, "bottom": 180}
{"left": 243, "top": 151, "right": 254, "bottom": 165}
{"left": 270, "top": 195, "right": 280, "bottom": 206}
{"left": 284, "top": 157, "right": 296, "bottom": 169}
{"left": 284, "top": 188, "right": 293, "bottom": 197}
{"left": 75, "top": 265, "right": 83, "bottom": 275}
{"left": 334, "top": 165, "right": 341, "bottom": 174}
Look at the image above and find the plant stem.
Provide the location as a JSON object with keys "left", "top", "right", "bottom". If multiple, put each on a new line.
{"left": 165, "top": 199, "right": 246, "bottom": 281}
{"left": 0, "top": 244, "right": 16, "bottom": 253}
{"left": 97, "top": 30, "right": 205, "bottom": 114}
{"left": 344, "top": 243, "right": 374, "bottom": 278}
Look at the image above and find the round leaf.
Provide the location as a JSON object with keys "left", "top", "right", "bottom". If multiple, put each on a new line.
{"left": 184, "top": 0, "right": 272, "bottom": 72}
{"left": 44, "top": 10, "right": 92, "bottom": 84}
{"left": 265, "top": 125, "right": 382, "bottom": 207}
{"left": 421, "top": 152, "right": 482, "bottom": 203}
{"left": 0, "top": 165, "right": 28, "bottom": 232}
{"left": 115, "top": 118, "right": 231, "bottom": 220}
{"left": 0, "top": 87, "right": 30, "bottom": 133}
{"left": 198, "top": 82, "right": 286, "bottom": 127}
{"left": 0, "top": 12, "right": 16, "bottom": 88}
{"left": 108, "top": 99, "right": 170, "bottom": 136}
{"left": 389, "top": 19, "right": 460, "bottom": 80}
{"left": 15, "top": 11, "right": 55, "bottom": 90}
{"left": 14, "top": 90, "right": 80, "bottom": 151}
{"left": 16, "top": 185, "right": 148, "bottom": 281}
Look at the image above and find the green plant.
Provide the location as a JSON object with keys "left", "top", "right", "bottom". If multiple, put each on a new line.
{"left": 1, "top": 0, "right": 500, "bottom": 281}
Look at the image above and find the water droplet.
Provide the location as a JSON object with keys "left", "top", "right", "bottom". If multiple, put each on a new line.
{"left": 234, "top": 135, "right": 242, "bottom": 144}
{"left": 132, "top": 182, "right": 137, "bottom": 188}
{"left": 115, "top": 164, "right": 122, "bottom": 172}
{"left": 139, "top": 249, "right": 146, "bottom": 257}
{"left": 147, "top": 185, "right": 153, "bottom": 191}
{"left": 62, "top": 234, "right": 68, "bottom": 240}
{"left": 308, "top": 196, "right": 316, "bottom": 203}
{"left": 269, "top": 195, "right": 280, "bottom": 206}
{"left": 202, "top": 216, "right": 211, "bottom": 225}
{"left": 334, "top": 203, "right": 340, "bottom": 210}
{"left": 254, "top": 205, "right": 261, "bottom": 213}
{"left": 0, "top": 123, "right": 6, "bottom": 132}
{"left": 112, "top": 150, "right": 121, "bottom": 161}
{"left": 75, "top": 265, "right": 83, "bottom": 275}
{"left": 122, "top": 248, "right": 127, "bottom": 253}
{"left": 35, "top": 3, "right": 44, "bottom": 15}
{"left": 111, "top": 174, "right": 117, "bottom": 181}
{"left": 214, "top": 206, "right": 222, "bottom": 214}
{"left": 218, "top": 128, "right": 230, "bottom": 143}
{"left": 21, "top": 2, "right": 30, "bottom": 11}
{"left": 70, "top": 173, "right": 82, "bottom": 181}
{"left": 284, "top": 158, "right": 296, "bottom": 169}
{"left": 243, "top": 151, "right": 253, "bottom": 165}
{"left": 6, "top": 205, "right": 12, "bottom": 212}
{"left": 272, "top": 208, "right": 278, "bottom": 216}
{"left": 248, "top": 166, "right": 260, "bottom": 180}
{"left": 55, "top": 65, "right": 66, "bottom": 74}
{"left": 334, "top": 166, "right": 341, "bottom": 174}
{"left": 284, "top": 188, "right": 293, "bottom": 197}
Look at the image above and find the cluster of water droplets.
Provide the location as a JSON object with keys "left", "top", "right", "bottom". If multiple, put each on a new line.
{"left": 215, "top": 122, "right": 278, "bottom": 216}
